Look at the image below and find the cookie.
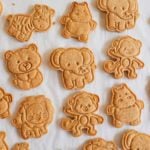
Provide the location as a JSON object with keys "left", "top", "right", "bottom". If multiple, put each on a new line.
{"left": 97, "top": 0, "right": 139, "bottom": 32}
{"left": 12, "top": 95, "right": 54, "bottom": 139}
{"left": 7, "top": 4, "right": 55, "bottom": 42}
{"left": 82, "top": 138, "right": 117, "bottom": 150}
{"left": 60, "top": 2, "right": 97, "bottom": 42}
{"left": 122, "top": 130, "right": 150, "bottom": 150}
{"left": 103, "top": 36, "right": 144, "bottom": 79}
{"left": 5, "top": 44, "right": 43, "bottom": 90}
{"left": 50, "top": 48, "right": 96, "bottom": 89}
{"left": 106, "top": 84, "right": 144, "bottom": 128}
{"left": 61, "top": 92, "right": 104, "bottom": 137}
{"left": 0, "top": 1, "right": 3, "bottom": 15}
{"left": 12, "top": 143, "right": 29, "bottom": 150}
{"left": 0, "top": 88, "right": 12, "bottom": 119}
{"left": 0, "top": 132, "right": 8, "bottom": 150}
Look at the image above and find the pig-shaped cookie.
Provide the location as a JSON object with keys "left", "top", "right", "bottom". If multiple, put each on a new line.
{"left": 0, "top": 132, "right": 8, "bottom": 150}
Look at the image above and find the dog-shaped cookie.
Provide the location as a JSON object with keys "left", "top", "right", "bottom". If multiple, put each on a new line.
{"left": 0, "top": 132, "right": 8, "bottom": 150}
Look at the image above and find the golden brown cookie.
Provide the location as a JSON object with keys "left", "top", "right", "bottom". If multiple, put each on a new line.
{"left": 106, "top": 84, "right": 144, "bottom": 128}
{"left": 5, "top": 44, "right": 43, "bottom": 90}
{"left": 12, "top": 95, "right": 54, "bottom": 139}
{"left": 82, "top": 138, "right": 118, "bottom": 150}
{"left": 7, "top": 4, "right": 55, "bottom": 42}
{"left": 97, "top": 0, "right": 139, "bottom": 32}
{"left": 103, "top": 36, "right": 144, "bottom": 79}
{"left": 0, "top": 88, "right": 12, "bottom": 119}
{"left": 50, "top": 48, "right": 96, "bottom": 90}
{"left": 61, "top": 92, "right": 104, "bottom": 137}
{"left": 60, "top": 2, "right": 97, "bottom": 42}
{"left": 12, "top": 143, "right": 29, "bottom": 150}
{"left": 0, "top": 1, "right": 3, "bottom": 15}
{"left": 0, "top": 132, "right": 8, "bottom": 150}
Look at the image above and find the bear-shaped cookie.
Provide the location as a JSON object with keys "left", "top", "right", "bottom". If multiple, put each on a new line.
{"left": 60, "top": 2, "right": 97, "bottom": 42}
{"left": 104, "top": 36, "right": 144, "bottom": 79}
{"left": 122, "top": 130, "right": 150, "bottom": 150}
{"left": 7, "top": 4, "right": 55, "bottom": 42}
{"left": 0, "top": 132, "right": 8, "bottom": 150}
{"left": 97, "top": 0, "right": 139, "bottom": 32}
{"left": 12, "top": 143, "right": 29, "bottom": 150}
{"left": 50, "top": 48, "right": 96, "bottom": 90}
{"left": 5, "top": 44, "right": 43, "bottom": 90}
{"left": 106, "top": 84, "right": 144, "bottom": 128}
{"left": 61, "top": 92, "right": 104, "bottom": 137}
{"left": 12, "top": 95, "right": 54, "bottom": 139}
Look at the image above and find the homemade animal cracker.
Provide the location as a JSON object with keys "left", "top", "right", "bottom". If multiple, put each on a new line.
{"left": 106, "top": 84, "right": 144, "bottom": 128}
{"left": 97, "top": 0, "right": 139, "bottom": 32}
{"left": 82, "top": 138, "right": 117, "bottom": 150}
{"left": 0, "top": 88, "right": 12, "bottom": 119}
{"left": 61, "top": 92, "right": 104, "bottom": 137}
{"left": 60, "top": 2, "right": 97, "bottom": 42}
{"left": 104, "top": 36, "right": 144, "bottom": 79}
{"left": 50, "top": 48, "right": 96, "bottom": 89}
{"left": 12, "top": 95, "right": 54, "bottom": 139}
{"left": 0, "top": 132, "right": 8, "bottom": 150}
{"left": 5, "top": 44, "right": 43, "bottom": 90}
{"left": 12, "top": 143, "right": 29, "bottom": 150}
{"left": 7, "top": 4, "right": 55, "bottom": 42}
{"left": 122, "top": 130, "right": 150, "bottom": 150}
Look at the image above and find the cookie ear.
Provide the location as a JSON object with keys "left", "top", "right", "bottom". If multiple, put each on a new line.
{"left": 128, "top": 0, "right": 138, "bottom": 12}
{"left": 5, "top": 51, "right": 14, "bottom": 60}
{"left": 97, "top": 0, "right": 107, "bottom": 11}
{"left": 34, "top": 4, "right": 41, "bottom": 10}
{"left": 136, "top": 40, "right": 142, "bottom": 49}
{"left": 49, "top": 8, "right": 55, "bottom": 16}
{"left": 93, "top": 94, "right": 99, "bottom": 104}
{"left": 82, "top": 2, "right": 88, "bottom": 6}
{"left": 28, "top": 44, "right": 38, "bottom": 52}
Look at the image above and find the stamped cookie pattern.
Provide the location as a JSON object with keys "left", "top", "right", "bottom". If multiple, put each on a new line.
{"left": 12, "top": 95, "right": 54, "bottom": 139}
{"left": 104, "top": 36, "right": 144, "bottom": 79}
{"left": 106, "top": 84, "right": 144, "bottom": 128}
{"left": 122, "top": 130, "right": 150, "bottom": 150}
{"left": 97, "top": 0, "right": 139, "bottom": 32}
{"left": 61, "top": 92, "right": 104, "bottom": 137}
{"left": 50, "top": 48, "right": 96, "bottom": 89}
{"left": 12, "top": 143, "right": 29, "bottom": 150}
{"left": 0, "top": 132, "right": 8, "bottom": 150}
{"left": 60, "top": 2, "right": 97, "bottom": 42}
{"left": 5, "top": 44, "right": 43, "bottom": 90}
{"left": 7, "top": 4, "right": 55, "bottom": 42}
{"left": 82, "top": 138, "right": 117, "bottom": 150}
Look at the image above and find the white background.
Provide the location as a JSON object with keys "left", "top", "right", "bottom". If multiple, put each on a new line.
{"left": 0, "top": 0, "right": 150, "bottom": 149}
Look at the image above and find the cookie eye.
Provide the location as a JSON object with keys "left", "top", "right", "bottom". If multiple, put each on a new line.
{"left": 114, "top": 7, "right": 116, "bottom": 10}
{"left": 122, "top": 7, "right": 125, "bottom": 10}
{"left": 67, "top": 63, "right": 70, "bottom": 67}
{"left": 88, "top": 104, "right": 91, "bottom": 107}
{"left": 125, "top": 93, "right": 128, "bottom": 95}
{"left": 76, "top": 62, "right": 80, "bottom": 65}
{"left": 27, "top": 57, "right": 30, "bottom": 61}
{"left": 17, "top": 60, "right": 20, "bottom": 64}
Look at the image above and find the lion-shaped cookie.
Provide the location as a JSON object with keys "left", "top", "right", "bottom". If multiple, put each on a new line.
{"left": 82, "top": 138, "right": 118, "bottom": 150}
{"left": 61, "top": 92, "right": 104, "bottom": 137}
{"left": 104, "top": 36, "right": 144, "bottom": 79}
{"left": 97, "top": 0, "right": 139, "bottom": 32}
{"left": 5, "top": 44, "right": 43, "bottom": 90}
{"left": 12, "top": 95, "right": 54, "bottom": 139}
{"left": 122, "top": 130, "right": 150, "bottom": 150}
{"left": 60, "top": 2, "right": 97, "bottom": 42}
{"left": 0, "top": 132, "right": 8, "bottom": 150}
{"left": 106, "top": 84, "right": 144, "bottom": 128}
{"left": 50, "top": 48, "right": 96, "bottom": 90}
{"left": 7, "top": 4, "right": 55, "bottom": 42}
{"left": 12, "top": 143, "right": 29, "bottom": 150}
{"left": 0, "top": 88, "right": 12, "bottom": 119}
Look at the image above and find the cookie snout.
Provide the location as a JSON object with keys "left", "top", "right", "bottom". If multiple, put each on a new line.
{"left": 78, "top": 66, "right": 89, "bottom": 75}
{"left": 19, "top": 62, "right": 32, "bottom": 72}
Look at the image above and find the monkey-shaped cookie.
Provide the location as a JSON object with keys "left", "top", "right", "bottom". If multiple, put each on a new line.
{"left": 5, "top": 44, "right": 43, "bottom": 90}
{"left": 50, "top": 48, "right": 96, "bottom": 90}
{"left": 97, "top": 0, "right": 139, "bottom": 32}
{"left": 122, "top": 130, "right": 150, "bottom": 150}
{"left": 12, "top": 143, "right": 29, "bottom": 150}
{"left": 82, "top": 138, "right": 118, "bottom": 150}
{"left": 60, "top": 2, "right": 97, "bottom": 42}
{"left": 106, "top": 84, "right": 144, "bottom": 128}
{"left": 61, "top": 92, "right": 104, "bottom": 137}
{"left": 0, "top": 88, "right": 12, "bottom": 119}
{"left": 104, "top": 36, "right": 144, "bottom": 79}
{"left": 0, "top": 132, "right": 8, "bottom": 150}
{"left": 12, "top": 95, "right": 54, "bottom": 139}
{"left": 7, "top": 4, "right": 55, "bottom": 42}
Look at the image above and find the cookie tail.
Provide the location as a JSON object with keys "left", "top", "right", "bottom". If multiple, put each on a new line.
{"left": 103, "top": 61, "right": 117, "bottom": 73}
{"left": 61, "top": 118, "right": 75, "bottom": 131}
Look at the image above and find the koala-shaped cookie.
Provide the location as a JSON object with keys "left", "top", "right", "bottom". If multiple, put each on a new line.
{"left": 12, "top": 95, "right": 54, "bottom": 139}
{"left": 0, "top": 88, "right": 12, "bottom": 119}
{"left": 104, "top": 36, "right": 144, "bottom": 79}
{"left": 7, "top": 4, "right": 55, "bottom": 42}
{"left": 61, "top": 92, "right": 104, "bottom": 137}
{"left": 82, "top": 138, "right": 117, "bottom": 150}
{"left": 0, "top": 132, "right": 8, "bottom": 150}
{"left": 50, "top": 48, "right": 96, "bottom": 90}
{"left": 107, "top": 84, "right": 144, "bottom": 128}
{"left": 122, "top": 130, "right": 150, "bottom": 150}
{"left": 97, "top": 0, "right": 139, "bottom": 32}
{"left": 12, "top": 143, "right": 29, "bottom": 150}
{"left": 5, "top": 44, "right": 43, "bottom": 90}
{"left": 60, "top": 2, "right": 97, "bottom": 42}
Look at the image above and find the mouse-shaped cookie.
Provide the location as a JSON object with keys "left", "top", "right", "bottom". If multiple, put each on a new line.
{"left": 0, "top": 132, "right": 8, "bottom": 150}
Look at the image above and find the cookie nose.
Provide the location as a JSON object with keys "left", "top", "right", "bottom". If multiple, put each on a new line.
{"left": 20, "top": 62, "right": 32, "bottom": 72}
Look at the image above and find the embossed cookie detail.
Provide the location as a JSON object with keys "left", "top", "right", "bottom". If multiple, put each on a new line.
{"left": 5, "top": 44, "right": 43, "bottom": 90}
{"left": 0, "top": 132, "right": 8, "bottom": 150}
{"left": 61, "top": 92, "right": 104, "bottom": 137}
{"left": 7, "top": 4, "right": 55, "bottom": 42}
{"left": 97, "top": 0, "right": 139, "bottom": 32}
{"left": 106, "top": 84, "right": 144, "bottom": 128}
{"left": 104, "top": 36, "right": 144, "bottom": 79}
{"left": 60, "top": 2, "right": 97, "bottom": 42}
{"left": 12, "top": 143, "right": 29, "bottom": 150}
